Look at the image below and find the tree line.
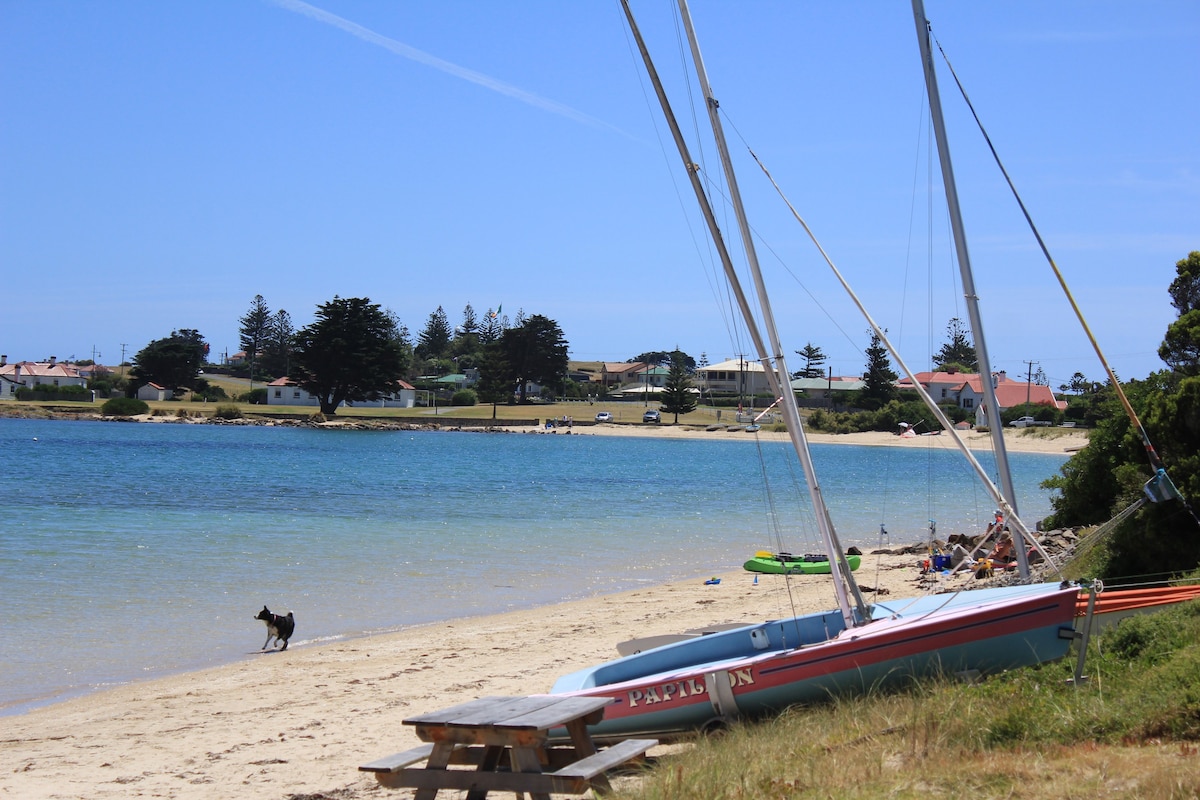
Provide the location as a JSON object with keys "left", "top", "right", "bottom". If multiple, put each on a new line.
{"left": 127, "top": 296, "right": 571, "bottom": 416}
{"left": 1043, "top": 250, "right": 1200, "bottom": 580}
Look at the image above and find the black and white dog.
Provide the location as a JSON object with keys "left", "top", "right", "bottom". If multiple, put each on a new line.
{"left": 255, "top": 606, "right": 295, "bottom": 651}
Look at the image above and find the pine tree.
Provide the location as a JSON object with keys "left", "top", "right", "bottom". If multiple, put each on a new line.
{"left": 859, "top": 330, "right": 898, "bottom": 410}
{"left": 933, "top": 317, "right": 977, "bottom": 372}
{"left": 793, "top": 342, "right": 827, "bottom": 379}
{"left": 238, "top": 295, "right": 271, "bottom": 383}
{"left": 660, "top": 349, "right": 698, "bottom": 422}
{"left": 260, "top": 309, "right": 294, "bottom": 378}
{"left": 459, "top": 303, "right": 479, "bottom": 336}
{"left": 415, "top": 306, "right": 452, "bottom": 360}
{"left": 479, "top": 308, "right": 504, "bottom": 345}
{"left": 475, "top": 340, "right": 514, "bottom": 417}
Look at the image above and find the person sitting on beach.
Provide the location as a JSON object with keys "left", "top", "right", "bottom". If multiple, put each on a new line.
{"left": 989, "top": 532, "right": 1016, "bottom": 563}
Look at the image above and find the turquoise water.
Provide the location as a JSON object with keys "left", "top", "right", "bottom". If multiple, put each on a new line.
{"left": 0, "top": 418, "right": 1066, "bottom": 715}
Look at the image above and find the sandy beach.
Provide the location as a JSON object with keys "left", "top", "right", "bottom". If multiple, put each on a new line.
{"left": 0, "top": 423, "right": 1083, "bottom": 799}
{"left": 513, "top": 420, "right": 1088, "bottom": 456}
{"left": 3, "top": 553, "right": 927, "bottom": 800}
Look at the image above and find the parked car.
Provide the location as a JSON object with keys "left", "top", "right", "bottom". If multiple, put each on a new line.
{"left": 643, "top": 409, "right": 661, "bottom": 423}
{"left": 595, "top": 411, "right": 613, "bottom": 423}
{"left": 1009, "top": 415, "right": 1051, "bottom": 428}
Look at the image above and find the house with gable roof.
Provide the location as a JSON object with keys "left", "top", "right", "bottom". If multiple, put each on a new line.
{"left": 896, "top": 369, "right": 1065, "bottom": 421}
{"left": 597, "top": 362, "right": 655, "bottom": 391}
{"left": 0, "top": 371, "right": 20, "bottom": 400}
{"left": 136, "top": 382, "right": 172, "bottom": 402}
{"left": 265, "top": 377, "right": 417, "bottom": 408}
{"left": 790, "top": 375, "right": 866, "bottom": 404}
{"left": 694, "top": 358, "right": 774, "bottom": 396}
{"left": 0, "top": 356, "right": 87, "bottom": 398}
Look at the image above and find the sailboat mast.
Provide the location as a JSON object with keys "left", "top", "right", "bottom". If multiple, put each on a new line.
{"left": 619, "top": 0, "right": 867, "bottom": 626}
{"left": 910, "top": 0, "right": 1030, "bottom": 578}
{"left": 675, "top": 0, "right": 867, "bottom": 622}
{"left": 616, "top": 2, "right": 773, "bottom": 375}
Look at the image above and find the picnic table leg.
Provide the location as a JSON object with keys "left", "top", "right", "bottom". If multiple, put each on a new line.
{"left": 463, "top": 744, "right": 505, "bottom": 800}
{"left": 509, "top": 746, "right": 552, "bottom": 800}
{"left": 412, "top": 741, "right": 456, "bottom": 800}
{"left": 564, "top": 718, "right": 611, "bottom": 794}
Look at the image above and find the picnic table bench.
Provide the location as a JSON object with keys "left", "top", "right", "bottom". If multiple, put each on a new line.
{"left": 360, "top": 695, "right": 656, "bottom": 799}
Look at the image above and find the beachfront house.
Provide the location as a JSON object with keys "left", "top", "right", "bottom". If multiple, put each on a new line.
{"left": 897, "top": 370, "right": 1066, "bottom": 416}
{"left": 265, "top": 377, "right": 417, "bottom": 408}
{"left": 694, "top": 358, "right": 775, "bottom": 398}
{"left": 0, "top": 356, "right": 88, "bottom": 393}
{"left": 597, "top": 362, "right": 654, "bottom": 392}
{"left": 790, "top": 375, "right": 865, "bottom": 406}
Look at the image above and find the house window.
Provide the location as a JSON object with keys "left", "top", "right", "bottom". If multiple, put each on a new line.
{"left": 963, "top": 398, "right": 974, "bottom": 408}
{"left": 274, "top": 389, "right": 282, "bottom": 398}
{"left": 293, "top": 390, "right": 301, "bottom": 399}
{"left": 940, "top": 388, "right": 946, "bottom": 398}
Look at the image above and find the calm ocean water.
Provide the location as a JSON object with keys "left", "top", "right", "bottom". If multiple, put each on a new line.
{"left": 0, "top": 417, "right": 1066, "bottom": 715}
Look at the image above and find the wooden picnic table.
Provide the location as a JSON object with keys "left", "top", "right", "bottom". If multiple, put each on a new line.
{"left": 360, "top": 695, "right": 656, "bottom": 799}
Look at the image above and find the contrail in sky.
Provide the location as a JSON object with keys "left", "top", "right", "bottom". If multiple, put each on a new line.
{"left": 269, "top": 0, "right": 625, "bottom": 135}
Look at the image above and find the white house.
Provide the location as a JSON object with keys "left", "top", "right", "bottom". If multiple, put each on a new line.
{"left": 896, "top": 370, "right": 1066, "bottom": 414}
{"left": 136, "top": 382, "right": 172, "bottom": 402}
{"left": 0, "top": 356, "right": 87, "bottom": 393}
{"left": 0, "top": 373, "right": 20, "bottom": 400}
{"left": 694, "top": 358, "right": 775, "bottom": 396}
{"left": 265, "top": 377, "right": 417, "bottom": 408}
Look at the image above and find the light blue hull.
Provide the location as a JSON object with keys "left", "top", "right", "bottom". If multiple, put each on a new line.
{"left": 552, "top": 583, "right": 1079, "bottom": 739}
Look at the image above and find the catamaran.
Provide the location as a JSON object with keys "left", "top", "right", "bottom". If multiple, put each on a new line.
{"left": 550, "top": 0, "right": 1081, "bottom": 740}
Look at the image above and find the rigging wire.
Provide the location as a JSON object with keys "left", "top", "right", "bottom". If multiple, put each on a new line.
{"left": 929, "top": 29, "right": 1199, "bottom": 528}
{"left": 613, "top": 5, "right": 749, "bottom": 370}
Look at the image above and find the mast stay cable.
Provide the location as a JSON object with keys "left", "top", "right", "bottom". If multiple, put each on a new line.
{"left": 928, "top": 30, "right": 1199, "bottom": 528}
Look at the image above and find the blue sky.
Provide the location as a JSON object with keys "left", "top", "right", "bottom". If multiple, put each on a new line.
{"left": 2, "top": 1, "right": 1196, "bottom": 390}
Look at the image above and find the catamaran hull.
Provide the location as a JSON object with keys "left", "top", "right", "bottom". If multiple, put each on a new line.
{"left": 1077, "top": 584, "right": 1200, "bottom": 632}
{"left": 553, "top": 585, "right": 1078, "bottom": 739}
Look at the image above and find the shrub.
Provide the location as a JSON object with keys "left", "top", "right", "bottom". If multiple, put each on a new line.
{"left": 213, "top": 404, "right": 243, "bottom": 420}
{"left": 190, "top": 379, "right": 228, "bottom": 402}
{"left": 101, "top": 396, "right": 149, "bottom": 416}
{"left": 237, "top": 388, "right": 267, "bottom": 405}
{"left": 450, "top": 389, "right": 478, "bottom": 406}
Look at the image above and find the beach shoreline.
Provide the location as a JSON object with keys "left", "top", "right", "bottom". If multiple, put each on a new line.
{"left": 506, "top": 421, "right": 1087, "bottom": 455}
{"left": 4, "top": 553, "right": 927, "bottom": 799}
{"left": 0, "top": 406, "right": 1088, "bottom": 456}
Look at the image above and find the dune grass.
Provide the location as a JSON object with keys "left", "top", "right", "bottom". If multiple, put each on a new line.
{"left": 613, "top": 601, "right": 1200, "bottom": 799}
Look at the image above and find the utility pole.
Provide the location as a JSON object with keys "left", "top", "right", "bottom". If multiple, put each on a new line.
{"left": 737, "top": 353, "right": 746, "bottom": 414}
{"left": 1024, "top": 359, "right": 1039, "bottom": 407}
